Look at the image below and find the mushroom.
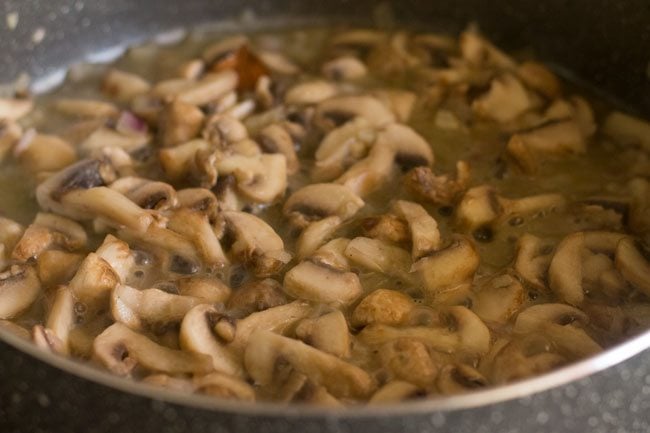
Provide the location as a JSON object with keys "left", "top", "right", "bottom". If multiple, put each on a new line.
{"left": 472, "top": 74, "right": 535, "bottom": 123}
{"left": 615, "top": 238, "right": 650, "bottom": 296}
{"left": 366, "top": 32, "right": 421, "bottom": 79}
{"left": 93, "top": 322, "right": 214, "bottom": 375}
{"left": 109, "top": 177, "right": 178, "bottom": 211}
{"left": 283, "top": 183, "right": 364, "bottom": 229}
{"left": 117, "top": 225, "right": 199, "bottom": 269}
{"left": 167, "top": 208, "right": 229, "bottom": 267}
{"left": 0, "top": 120, "right": 22, "bottom": 163}
{"left": 176, "top": 188, "right": 219, "bottom": 221}
{"left": 404, "top": 161, "right": 471, "bottom": 206}
{"left": 361, "top": 214, "right": 410, "bottom": 244}
{"left": 102, "top": 69, "right": 151, "bottom": 103}
{"left": 329, "top": 29, "right": 386, "bottom": 53}
{"left": 174, "top": 276, "right": 231, "bottom": 303}
{"left": 0, "top": 320, "right": 31, "bottom": 340}
{"left": 222, "top": 211, "right": 291, "bottom": 277}
{"left": 226, "top": 278, "right": 288, "bottom": 318}
{"left": 53, "top": 98, "right": 119, "bottom": 119}
{"left": 157, "top": 100, "right": 205, "bottom": 147}
{"left": 371, "top": 89, "right": 417, "bottom": 124}
{"left": 548, "top": 232, "right": 585, "bottom": 305}
{"left": 194, "top": 372, "right": 256, "bottom": 401}
{"left": 12, "top": 212, "right": 87, "bottom": 261}
{"left": 159, "top": 139, "right": 211, "bottom": 181}
{"left": 459, "top": 30, "right": 516, "bottom": 70}
{"left": 602, "top": 111, "right": 650, "bottom": 152}
{"left": 257, "top": 123, "right": 299, "bottom": 174}
{"left": 412, "top": 236, "right": 480, "bottom": 301}
{"left": 369, "top": 381, "right": 424, "bottom": 403}
{"left": 295, "top": 310, "right": 350, "bottom": 358}
{"left": 0, "top": 265, "right": 41, "bottom": 319}
{"left": 15, "top": 133, "right": 77, "bottom": 174}
{"left": 513, "top": 233, "right": 554, "bottom": 291}
{"left": 33, "top": 325, "right": 66, "bottom": 354}
{"left": 256, "top": 50, "right": 301, "bottom": 75}
{"left": 36, "top": 250, "right": 84, "bottom": 287}
{"left": 322, "top": 56, "right": 367, "bottom": 81}
{"left": 0, "top": 97, "right": 33, "bottom": 121}
{"left": 436, "top": 364, "right": 487, "bottom": 394}
{"left": 516, "top": 61, "right": 561, "bottom": 99}
{"left": 513, "top": 303, "right": 601, "bottom": 358}
{"left": 382, "top": 123, "right": 435, "bottom": 171}
{"left": 314, "top": 96, "right": 396, "bottom": 130}
{"left": 111, "top": 283, "right": 206, "bottom": 331}
{"left": 275, "top": 372, "right": 342, "bottom": 406}
{"left": 42, "top": 285, "right": 76, "bottom": 354}
{"left": 244, "top": 330, "right": 376, "bottom": 399}
{"left": 284, "top": 80, "right": 339, "bottom": 106}
{"left": 79, "top": 126, "right": 150, "bottom": 156}
{"left": 313, "top": 117, "right": 377, "bottom": 182}
{"left": 141, "top": 374, "right": 196, "bottom": 392}
{"left": 296, "top": 216, "right": 343, "bottom": 260}
{"left": 344, "top": 237, "right": 414, "bottom": 282}
{"left": 215, "top": 153, "right": 288, "bottom": 203}
{"left": 378, "top": 338, "right": 439, "bottom": 388}
{"left": 357, "top": 306, "right": 491, "bottom": 356}
{"left": 392, "top": 200, "right": 441, "bottom": 259}
{"left": 335, "top": 141, "right": 395, "bottom": 197}
{"left": 202, "top": 114, "right": 249, "bottom": 149}
{"left": 472, "top": 273, "right": 525, "bottom": 324}
{"left": 311, "top": 238, "right": 353, "bottom": 270}
{"left": 202, "top": 34, "right": 249, "bottom": 65}
{"left": 283, "top": 259, "right": 363, "bottom": 306}
{"left": 352, "top": 289, "right": 416, "bottom": 327}
{"left": 164, "top": 70, "right": 239, "bottom": 106}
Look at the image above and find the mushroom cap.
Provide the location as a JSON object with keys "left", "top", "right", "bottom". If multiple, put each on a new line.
{"left": 352, "top": 289, "right": 416, "bottom": 327}
{"left": 0, "top": 265, "right": 41, "bottom": 319}
{"left": 283, "top": 260, "right": 363, "bottom": 306}
{"left": 548, "top": 232, "right": 585, "bottom": 305}
{"left": 315, "top": 96, "right": 396, "bottom": 130}
{"left": 283, "top": 183, "right": 364, "bottom": 229}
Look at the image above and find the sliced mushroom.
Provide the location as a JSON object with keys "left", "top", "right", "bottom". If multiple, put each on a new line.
{"left": 33, "top": 325, "right": 66, "bottom": 354}
{"left": 176, "top": 188, "right": 219, "bottom": 221}
{"left": 459, "top": 30, "right": 516, "bottom": 70}
{"left": 361, "top": 214, "right": 410, "bottom": 244}
{"left": 369, "top": 381, "right": 424, "bottom": 403}
{"left": 244, "top": 330, "right": 376, "bottom": 399}
{"left": 215, "top": 153, "right": 288, "bottom": 203}
{"left": 0, "top": 98, "right": 33, "bottom": 121}
{"left": 158, "top": 100, "right": 205, "bottom": 147}
{"left": 159, "top": 139, "right": 211, "bottom": 181}
{"left": 194, "top": 372, "right": 256, "bottom": 401}
{"left": 167, "top": 209, "right": 228, "bottom": 267}
{"left": 548, "top": 232, "right": 585, "bottom": 305}
{"left": 102, "top": 69, "right": 151, "bottom": 103}
{"left": 15, "top": 133, "right": 77, "bottom": 173}
{"left": 514, "top": 234, "right": 554, "bottom": 291}
{"left": 472, "top": 273, "right": 525, "bottom": 324}
{"left": 141, "top": 374, "right": 196, "bottom": 392}
{"left": 357, "top": 306, "right": 491, "bottom": 356}
{"left": 171, "top": 71, "right": 239, "bottom": 106}
{"left": 378, "top": 338, "right": 439, "bottom": 388}
{"left": 256, "top": 50, "right": 301, "bottom": 75}
{"left": 0, "top": 320, "right": 31, "bottom": 340}
{"left": 283, "top": 183, "right": 364, "bottom": 229}
{"left": 436, "top": 364, "right": 487, "bottom": 394}
{"left": 615, "top": 238, "right": 650, "bottom": 296}
{"left": 344, "top": 237, "right": 414, "bottom": 282}
{"left": 111, "top": 284, "right": 205, "bottom": 331}
{"left": 472, "top": 74, "right": 535, "bottom": 123}
{"left": 79, "top": 126, "right": 150, "bottom": 156}
{"left": 43, "top": 285, "right": 75, "bottom": 354}
{"left": 36, "top": 250, "right": 84, "bottom": 287}
{"left": 94, "top": 322, "right": 213, "bottom": 375}
{"left": 352, "top": 289, "right": 416, "bottom": 327}
{"left": 311, "top": 238, "right": 353, "bottom": 270}
{"left": 314, "top": 96, "right": 396, "bottom": 130}
{"left": 283, "top": 259, "right": 362, "bottom": 306}
{"left": 322, "top": 56, "right": 367, "bottom": 81}
{"left": 0, "top": 265, "right": 41, "bottom": 319}
{"left": 404, "top": 161, "right": 471, "bottom": 206}
{"left": 516, "top": 61, "right": 561, "bottom": 99}
{"left": 258, "top": 123, "right": 299, "bottom": 174}
{"left": 335, "top": 141, "right": 395, "bottom": 196}
{"left": 284, "top": 80, "right": 339, "bottom": 106}
{"left": 392, "top": 200, "right": 441, "bottom": 259}
{"left": 223, "top": 211, "right": 291, "bottom": 277}
{"left": 110, "top": 177, "right": 177, "bottom": 211}
{"left": 296, "top": 216, "right": 342, "bottom": 260}
{"left": 12, "top": 212, "right": 87, "bottom": 261}
{"left": 0, "top": 120, "right": 22, "bottom": 163}
{"left": 602, "top": 111, "right": 650, "bottom": 152}
{"left": 227, "top": 278, "right": 287, "bottom": 318}
{"left": 371, "top": 89, "right": 417, "bottom": 123}
{"left": 295, "top": 310, "right": 350, "bottom": 357}
{"left": 53, "top": 98, "right": 119, "bottom": 119}
{"left": 202, "top": 114, "right": 249, "bottom": 148}
{"left": 412, "top": 236, "right": 479, "bottom": 300}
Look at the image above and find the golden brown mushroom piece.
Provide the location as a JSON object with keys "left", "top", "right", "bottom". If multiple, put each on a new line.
{"left": 283, "top": 183, "right": 364, "bottom": 229}
{"left": 0, "top": 265, "right": 41, "bottom": 319}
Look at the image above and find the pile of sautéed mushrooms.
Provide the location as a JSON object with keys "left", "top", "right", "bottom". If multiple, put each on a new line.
{"left": 0, "top": 26, "right": 649, "bottom": 405}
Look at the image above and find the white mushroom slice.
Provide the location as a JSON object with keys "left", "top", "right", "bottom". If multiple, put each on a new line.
{"left": 227, "top": 278, "right": 287, "bottom": 317}
{"left": 175, "top": 71, "right": 239, "bottom": 106}
{"left": 351, "top": 289, "right": 416, "bottom": 327}
{"left": 59, "top": 187, "right": 153, "bottom": 232}
{"left": 283, "top": 183, "right": 364, "bottom": 229}
{"left": 311, "top": 238, "right": 353, "bottom": 270}
{"left": 0, "top": 120, "right": 22, "bottom": 163}
{"left": 412, "top": 236, "right": 480, "bottom": 300}
{"left": 582, "top": 252, "right": 627, "bottom": 298}
{"left": 167, "top": 209, "right": 228, "bottom": 267}
{"left": 404, "top": 161, "right": 471, "bottom": 206}
{"left": 514, "top": 234, "right": 554, "bottom": 290}
{"left": 330, "top": 29, "right": 386, "bottom": 50}
{"left": 202, "top": 34, "right": 249, "bottom": 63}
{"left": 0, "top": 265, "right": 41, "bottom": 319}
{"left": 548, "top": 232, "right": 585, "bottom": 305}
{"left": 336, "top": 141, "right": 395, "bottom": 197}
{"left": 53, "top": 98, "right": 119, "bottom": 119}
{"left": 194, "top": 372, "right": 256, "bottom": 401}
{"left": 295, "top": 310, "right": 350, "bottom": 358}
{"left": 158, "top": 100, "right": 205, "bottom": 147}
{"left": 602, "top": 111, "right": 650, "bottom": 151}
{"left": 361, "top": 214, "right": 410, "bottom": 244}
{"left": 516, "top": 61, "right": 562, "bottom": 99}
{"left": 117, "top": 225, "right": 199, "bottom": 269}
{"left": 315, "top": 96, "right": 396, "bottom": 130}
{"left": 284, "top": 80, "right": 339, "bottom": 106}
{"left": 0, "top": 320, "right": 31, "bottom": 340}
{"left": 369, "top": 381, "right": 423, "bottom": 403}
{"left": 256, "top": 50, "right": 301, "bottom": 75}
{"left": 378, "top": 338, "right": 439, "bottom": 388}
{"left": 283, "top": 260, "right": 362, "bottom": 306}
{"left": 223, "top": 211, "right": 290, "bottom": 277}
{"left": 258, "top": 123, "right": 299, "bottom": 174}
{"left": 36, "top": 250, "right": 83, "bottom": 287}
{"left": 93, "top": 322, "right": 213, "bottom": 375}
{"left": 344, "top": 237, "right": 414, "bottom": 282}
{"left": 216, "top": 153, "right": 287, "bottom": 203}
{"left": 44, "top": 286, "right": 75, "bottom": 354}
{"left": 472, "top": 273, "right": 525, "bottom": 324}
{"left": 392, "top": 200, "right": 441, "bottom": 259}
{"left": 111, "top": 284, "right": 205, "bottom": 331}
{"left": 102, "top": 69, "right": 151, "bottom": 103}
{"left": 33, "top": 325, "right": 66, "bottom": 354}
{"left": 159, "top": 139, "right": 211, "bottom": 181}
{"left": 175, "top": 276, "right": 231, "bottom": 303}
{"left": 15, "top": 133, "right": 77, "bottom": 173}
{"left": 370, "top": 89, "right": 417, "bottom": 123}
{"left": 378, "top": 123, "right": 434, "bottom": 170}
{"left": 322, "top": 56, "right": 367, "bottom": 81}
{"left": 436, "top": 364, "right": 487, "bottom": 394}
{"left": 176, "top": 188, "right": 219, "bottom": 220}
{"left": 68, "top": 253, "right": 119, "bottom": 312}
{"left": 12, "top": 213, "right": 87, "bottom": 261}
{"left": 141, "top": 374, "right": 196, "bottom": 392}
{"left": 296, "top": 216, "right": 342, "bottom": 260}
{"left": 459, "top": 30, "right": 516, "bottom": 70}
{"left": 202, "top": 113, "right": 250, "bottom": 148}
{"left": 313, "top": 117, "right": 377, "bottom": 181}
{"left": 110, "top": 177, "right": 177, "bottom": 211}
{"left": 615, "top": 238, "right": 650, "bottom": 296}
{"left": 79, "top": 127, "right": 150, "bottom": 155}
{"left": 358, "top": 306, "right": 490, "bottom": 356}
{"left": 0, "top": 98, "right": 33, "bottom": 121}
{"left": 472, "top": 74, "right": 533, "bottom": 123}
{"left": 244, "top": 330, "right": 376, "bottom": 399}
